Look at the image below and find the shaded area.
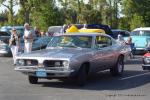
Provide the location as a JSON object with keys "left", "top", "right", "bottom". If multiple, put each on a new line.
{"left": 37, "top": 70, "right": 150, "bottom": 91}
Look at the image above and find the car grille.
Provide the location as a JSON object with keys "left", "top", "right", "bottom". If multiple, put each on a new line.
{"left": 23, "top": 59, "right": 38, "bottom": 66}
{"left": 43, "top": 60, "right": 63, "bottom": 67}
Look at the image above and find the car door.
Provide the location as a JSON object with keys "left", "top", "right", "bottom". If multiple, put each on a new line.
{"left": 104, "top": 38, "right": 117, "bottom": 68}
{"left": 94, "top": 35, "right": 115, "bottom": 70}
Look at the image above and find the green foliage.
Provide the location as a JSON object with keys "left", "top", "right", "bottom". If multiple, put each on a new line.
{"left": 0, "top": 0, "right": 19, "bottom": 25}
{"left": 122, "top": 0, "right": 150, "bottom": 30}
{"left": 130, "top": 14, "right": 145, "bottom": 30}
{"left": 29, "top": 0, "right": 64, "bottom": 31}
{"left": 0, "top": 11, "right": 8, "bottom": 26}
{"left": 2, "top": 0, "right": 150, "bottom": 31}
{"left": 118, "top": 17, "right": 130, "bottom": 30}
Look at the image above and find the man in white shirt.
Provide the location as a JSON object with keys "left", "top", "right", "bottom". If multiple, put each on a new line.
{"left": 23, "top": 23, "right": 33, "bottom": 53}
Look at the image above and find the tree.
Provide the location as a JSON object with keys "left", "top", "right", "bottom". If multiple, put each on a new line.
{"left": 19, "top": 0, "right": 34, "bottom": 23}
{"left": 0, "top": 0, "right": 19, "bottom": 25}
{"left": 122, "top": 0, "right": 150, "bottom": 30}
{"left": 0, "top": 10, "right": 8, "bottom": 26}
{"left": 29, "top": 0, "right": 64, "bottom": 30}
{"left": 16, "top": 0, "right": 65, "bottom": 30}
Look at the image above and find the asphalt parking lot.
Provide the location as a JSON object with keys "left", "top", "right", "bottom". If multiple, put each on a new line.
{"left": 0, "top": 56, "right": 150, "bottom": 100}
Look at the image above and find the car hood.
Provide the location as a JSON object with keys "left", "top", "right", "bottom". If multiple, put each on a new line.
{"left": 17, "top": 48, "right": 91, "bottom": 59}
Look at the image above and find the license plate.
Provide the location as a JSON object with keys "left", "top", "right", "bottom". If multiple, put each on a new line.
{"left": 36, "top": 69, "right": 47, "bottom": 77}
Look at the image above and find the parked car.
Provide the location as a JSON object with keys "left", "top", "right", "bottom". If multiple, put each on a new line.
{"left": 15, "top": 33, "right": 128, "bottom": 86}
{"left": 0, "top": 31, "right": 11, "bottom": 56}
{"left": 130, "top": 27, "right": 150, "bottom": 53}
{"left": 19, "top": 36, "right": 51, "bottom": 52}
{"left": 27, "top": 36, "right": 52, "bottom": 51}
{"left": 47, "top": 26, "right": 63, "bottom": 36}
{"left": 0, "top": 36, "right": 51, "bottom": 57}
{"left": 0, "top": 26, "right": 12, "bottom": 35}
{"left": 142, "top": 52, "right": 150, "bottom": 70}
{"left": 112, "top": 29, "right": 130, "bottom": 39}
{"left": 0, "top": 26, "right": 24, "bottom": 36}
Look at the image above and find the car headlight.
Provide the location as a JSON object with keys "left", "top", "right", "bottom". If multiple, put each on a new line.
{"left": 63, "top": 61, "right": 69, "bottom": 68}
{"left": 18, "top": 59, "right": 25, "bottom": 66}
{"left": 144, "top": 57, "right": 150, "bottom": 64}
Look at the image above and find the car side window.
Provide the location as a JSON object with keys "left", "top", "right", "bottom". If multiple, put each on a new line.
{"left": 95, "top": 36, "right": 112, "bottom": 48}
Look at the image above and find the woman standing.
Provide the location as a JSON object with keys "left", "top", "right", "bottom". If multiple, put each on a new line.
{"left": 9, "top": 28, "right": 20, "bottom": 65}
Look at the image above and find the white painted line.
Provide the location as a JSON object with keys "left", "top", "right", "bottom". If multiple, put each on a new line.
{"left": 120, "top": 71, "right": 150, "bottom": 80}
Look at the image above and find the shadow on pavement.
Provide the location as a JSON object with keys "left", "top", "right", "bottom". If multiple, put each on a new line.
{"left": 125, "top": 55, "right": 143, "bottom": 65}
{"left": 37, "top": 70, "right": 150, "bottom": 91}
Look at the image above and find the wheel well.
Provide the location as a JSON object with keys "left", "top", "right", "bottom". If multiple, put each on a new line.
{"left": 82, "top": 62, "right": 90, "bottom": 74}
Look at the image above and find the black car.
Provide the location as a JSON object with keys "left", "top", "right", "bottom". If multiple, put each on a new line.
{"left": 112, "top": 29, "right": 130, "bottom": 39}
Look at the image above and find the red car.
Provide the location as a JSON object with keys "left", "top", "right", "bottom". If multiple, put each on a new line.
{"left": 142, "top": 52, "right": 150, "bottom": 70}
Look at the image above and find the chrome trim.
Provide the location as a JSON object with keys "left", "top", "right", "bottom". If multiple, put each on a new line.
{"left": 14, "top": 66, "right": 74, "bottom": 74}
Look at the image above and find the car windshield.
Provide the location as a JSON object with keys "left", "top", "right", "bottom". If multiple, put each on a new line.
{"left": 47, "top": 35, "right": 92, "bottom": 48}
{"left": 131, "top": 30, "right": 150, "bottom": 36}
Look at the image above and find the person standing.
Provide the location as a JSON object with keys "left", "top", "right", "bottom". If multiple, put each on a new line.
{"left": 23, "top": 23, "right": 33, "bottom": 53}
{"left": 9, "top": 28, "right": 20, "bottom": 65}
{"left": 117, "top": 34, "right": 125, "bottom": 44}
{"left": 126, "top": 36, "right": 134, "bottom": 58}
{"left": 34, "top": 26, "right": 41, "bottom": 37}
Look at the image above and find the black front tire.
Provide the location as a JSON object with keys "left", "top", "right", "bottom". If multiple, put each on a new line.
{"left": 28, "top": 76, "right": 38, "bottom": 84}
{"left": 77, "top": 64, "right": 88, "bottom": 86}
{"left": 110, "top": 56, "right": 124, "bottom": 76}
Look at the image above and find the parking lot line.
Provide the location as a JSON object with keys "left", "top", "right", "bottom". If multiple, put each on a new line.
{"left": 120, "top": 72, "right": 150, "bottom": 80}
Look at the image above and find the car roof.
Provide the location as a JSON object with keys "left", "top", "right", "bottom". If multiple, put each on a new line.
{"left": 133, "top": 27, "right": 150, "bottom": 31}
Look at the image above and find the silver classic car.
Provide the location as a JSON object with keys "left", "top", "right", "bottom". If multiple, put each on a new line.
{"left": 15, "top": 33, "right": 127, "bottom": 86}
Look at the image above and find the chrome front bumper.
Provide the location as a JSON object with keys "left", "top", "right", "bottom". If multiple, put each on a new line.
{"left": 14, "top": 66, "right": 75, "bottom": 77}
